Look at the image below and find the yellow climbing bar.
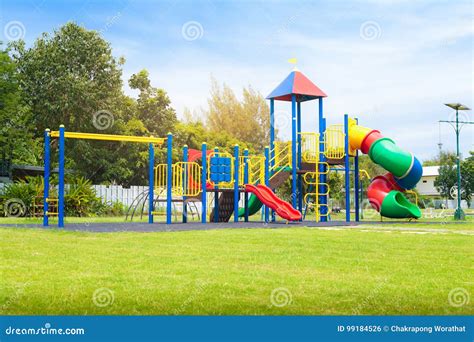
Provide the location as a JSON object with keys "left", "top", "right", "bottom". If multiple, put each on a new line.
{"left": 50, "top": 131, "right": 165, "bottom": 145}
{"left": 359, "top": 169, "right": 371, "bottom": 180}
{"left": 302, "top": 160, "right": 330, "bottom": 221}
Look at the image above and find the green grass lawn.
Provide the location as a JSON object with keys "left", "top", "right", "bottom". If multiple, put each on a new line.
{"left": 0, "top": 223, "right": 472, "bottom": 315}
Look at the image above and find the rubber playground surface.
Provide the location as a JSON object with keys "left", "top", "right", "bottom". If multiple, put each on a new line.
{"left": 0, "top": 220, "right": 468, "bottom": 233}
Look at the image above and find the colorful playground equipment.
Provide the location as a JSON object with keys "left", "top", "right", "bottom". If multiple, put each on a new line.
{"left": 348, "top": 121, "right": 422, "bottom": 218}
{"left": 42, "top": 68, "right": 422, "bottom": 227}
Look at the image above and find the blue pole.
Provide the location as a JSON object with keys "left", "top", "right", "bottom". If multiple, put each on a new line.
{"left": 297, "top": 101, "right": 303, "bottom": 215}
{"left": 344, "top": 114, "right": 350, "bottom": 222}
{"left": 43, "top": 129, "right": 50, "bottom": 227}
{"left": 270, "top": 99, "right": 275, "bottom": 165}
{"left": 166, "top": 133, "right": 173, "bottom": 224}
{"left": 233, "top": 144, "right": 239, "bottom": 222}
{"left": 354, "top": 118, "right": 360, "bottom": 222}
{"left": 291, "top": 94, "right": 297, "bottom": 209}
{"left": 201, "top": 143, "right": 207, "bottom": 224}
{"left": 243, "top": 148, "right": 249, "bottom": 222}
{"left": 183, "top": 145, "right": 188, "bottom": 223}
{"left": 213, "top": 147, "right": 219, "bottom": 223}
{"left": 58, "top": 125, "right": 65, "bottom": 228}
{"left": 270, "top": 99, "right": 276, "bottom": 222}
{"left": 319, "top": 98, "right": 328, "bottom": 222}
{"left": 264, "top": 146, "right": 270, "bottom": 222}
{"left": 148, "top": 143, "right": 154, "bottom": 224}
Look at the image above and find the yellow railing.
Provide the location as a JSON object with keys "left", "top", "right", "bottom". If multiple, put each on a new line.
{"left": 269, "top": 141, "right": 291, "bottom": 180}
{"left": 299, "top": 132, "right": 319, "bottom": 163}
{"left": 239, "top": 156, "right": 246, "bottom": 186}
{"left": 324, "top": 124, "right": 345, "bottom": 159}
{"left": 155, "top": 164, "right": 168, "bottom": 194}
{"left": 155, "top": 162, "right": 202, "bottom": 197}
{"left": 248, "top": 155, "right": 265, "bottom": 185}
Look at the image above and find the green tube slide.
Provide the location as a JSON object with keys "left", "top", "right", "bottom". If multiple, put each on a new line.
{"left": 368, "top": 138, "right": 412, "bottom": 178}
{"left": 238, "top": 194, "right": 263, "bottom": 217}
{"left": 380, "top": 190, "right": 421, "bottom": 218}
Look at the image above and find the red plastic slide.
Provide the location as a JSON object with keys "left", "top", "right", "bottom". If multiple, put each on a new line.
{"left": 245, "top": 184, "right": 302, "bottom": 222}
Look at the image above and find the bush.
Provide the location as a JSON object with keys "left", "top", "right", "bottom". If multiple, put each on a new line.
{"left": 101, "top": 201, "right": 127, "bottom": 216}
{"left": 2, "top": 175, "right": 129, "bottom": 218}
{"left": 64, "top": 176, "right": 102, "bottom": 217}
{"left": 0, "top": 176, "right": 45, "bottom": 217}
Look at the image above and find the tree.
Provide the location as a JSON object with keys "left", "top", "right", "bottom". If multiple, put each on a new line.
{"left": 460, "top": 151, "right": 474, "bottom": 206}
{"left": 328, "top": 172, "right": 344, "bottom": 204}
{"left": 423, "top": 151, "right": 457, "bottom": 166}
{"left": 357, "top": 155, "right": 384, "bottom": 177}
{"left": 11, "top": 22, "right": 124, "bottom": 134}
{"left": 0, "top": 43, "right": 36, "bottom": 165}
{"left": 128, "top": 69, "right": 177, "bottom": 138}
{"left": 434, "top": 161, "right": 457, "bottom": 202}
{"left": 205, "top": 78, "right": 271, "bottom": 152}
{"left": 9, "top": 23, "right": 168, "bottom": 185}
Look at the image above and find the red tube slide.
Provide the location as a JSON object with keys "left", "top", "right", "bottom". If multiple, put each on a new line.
{"left": 188, "top": 148, "right": 213, "bottom": 191}
{"left": 245, "top": 184, "right": 302, "bottom": 221}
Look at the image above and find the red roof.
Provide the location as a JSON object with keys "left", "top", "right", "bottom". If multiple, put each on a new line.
{"left": 267, "top": 69, "right": 327, "bottom": 102}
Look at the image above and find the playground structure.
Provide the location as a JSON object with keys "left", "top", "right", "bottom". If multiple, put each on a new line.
{"left": 42, "top": 69, "right": 423, "bottom": 227}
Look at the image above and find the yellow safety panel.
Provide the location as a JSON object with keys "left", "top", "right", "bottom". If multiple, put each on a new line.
{"left": 324, "top": 124, "right": 345, "bottom": 159}
{"left": 299, "top": 132, "right": 320, "bottom": 163}
{"left": 155, "top": 162, "right": 202, "bottom": 197}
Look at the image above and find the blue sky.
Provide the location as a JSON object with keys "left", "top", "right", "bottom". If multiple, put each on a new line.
{"left": 1, "top": 0, "right": 472, "bottom": 161}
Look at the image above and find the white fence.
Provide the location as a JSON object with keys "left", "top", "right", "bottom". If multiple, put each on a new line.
{"left": 92, "top": 185, "right": 149, "bottom": 207}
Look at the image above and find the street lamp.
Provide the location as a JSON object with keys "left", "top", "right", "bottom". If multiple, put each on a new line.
{"left": 440, "top": 103, "right": 472, "bottom": 220}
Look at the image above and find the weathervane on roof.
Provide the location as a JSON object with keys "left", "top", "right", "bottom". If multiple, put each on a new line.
{"left": 288, "top": 58, "right": 298, "bottom": 71}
